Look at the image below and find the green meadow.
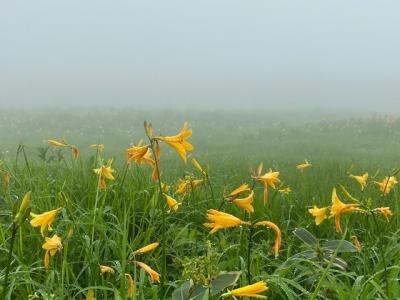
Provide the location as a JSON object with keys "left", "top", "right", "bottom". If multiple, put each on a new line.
{"left": 1, "top": 108, "right": 399, "bottom": 299}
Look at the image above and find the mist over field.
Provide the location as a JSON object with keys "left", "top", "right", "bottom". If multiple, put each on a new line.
{"left": 1, "top": 1, "right": 400, "bottom": 112}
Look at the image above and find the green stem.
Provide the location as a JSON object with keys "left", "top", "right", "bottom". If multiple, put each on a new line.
{"left": 206, "top": 174, "right": 216, "bottom": 204}
{"left": 90, "top": 173, "right": 101, "bottom": 251}
{"left": 247, "top": 226, "right": 254, "bottom": 284}
{"left": 3, "top": 222, "right": 18, "bottom": 299}
{"left": 150, "top": 141, "right": 166, "bottom": 297}
{"left": 310, "top": 226, "right": 348, "bottom": 300}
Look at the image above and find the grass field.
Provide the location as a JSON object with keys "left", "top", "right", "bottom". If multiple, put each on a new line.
{"left": 1, "top": 108, "right": 400, "bottom": 299}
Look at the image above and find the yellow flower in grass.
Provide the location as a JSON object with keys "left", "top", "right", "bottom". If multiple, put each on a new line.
{"left": 136, "top": 261, "right": 160, "bottom": 283}
{"left": 42, "top": 234, "right": 62, "bottom": 270}
{"left": 204, "top": 209, "right": 250, "bottom": 234}
{"left": 278, "top": 186, "right": 291, "bottom": 194}
{"left": 132, "top": 242, "right": 159, "bottom": 255}
{"left": 330, "top": 188, "right": 360, "bottom": 233}
{"left": 351, "top": 235, "right": 362, "bottom": 252}
{"left": 296, "top": 159, "right": 312, "bottom": 172}
{"left": 192, "top": 158, "right": 208, "bottom": 176}
{"left": 155, "top": 122, "right": 193, "bottom": 162}
{"left": 374, "top": 176, "right": 398, "bottom": 195}
{"left": 225, "top": 183, "right": 251, "bottom": 199}
{"left": 93, "top": 160, "right": 115, "bottom": 189}
{"left": 48, "top": 139, "right": 68, "bottom": 147}
{"left": 253, "top": 169, "right": 280, "bottom": 205}
{"left": 100, "top": 265, "right": 115, "bottom": 274}
{"left": 125, "top": 273, "right": 135, "bottom": 297}
{"left": 164, "top": 194, "right": 181, "bottom": 211}
{"left": 176, "top": 177, "right": 204, "bottom": 196}
{"left": 255, "top": 221, "right": 282, "bottom": 257}
{"left": 72, "top": 145, "right": 80, "bottom": 160}
{"left": 222, "top": 281, "right": 268, "bottom": 298}
{"left": 308, "top": 206, "right": 327, "bottom": 225}
{"left": 233, "top": 191, "right": 254, "bottom": 213}
{"left": 30, "top": 208, "right": 62, "bottom": 236}
{"left": 350, "top": 172, "right": 368, "bottom": 190}
{"left": 374, "top": 207, "right": 393, "bottom": 221}
{"left": 90, "top": 144, "right": 105, "bottom": 152}
{"left": 126, "top": 144, "right": 154, "bottom": 166}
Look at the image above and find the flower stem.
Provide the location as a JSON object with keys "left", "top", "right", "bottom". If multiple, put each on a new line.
{"left": 150, "top": 140, "right": 166, "bottom": 297}
{"left": 247, "top": 225, "right": 254, "bottom": 284}
{"left": 90, "top": 173, "right": 101, "bottom": 251}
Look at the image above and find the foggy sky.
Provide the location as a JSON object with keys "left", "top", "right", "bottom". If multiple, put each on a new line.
{"left": 1, "top": 1, "right": 400, "bottom": 111}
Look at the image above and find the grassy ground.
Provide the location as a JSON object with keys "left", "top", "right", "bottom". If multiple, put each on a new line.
{"left": 0, "top": 108, "right": 399, "bottom": 299}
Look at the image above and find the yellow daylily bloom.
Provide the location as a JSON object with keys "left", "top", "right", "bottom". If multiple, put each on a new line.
{"left": 155, "top": 122, "right": 193, "bottom": 162}
{"left": 100, "top": 265, "right": 115, "bottom": 274}
{"left": 278, "top": 187, "right": 291, "bottom": 194}
{"left": 176, "top": 177, "right": 204, "bottom": 196}
{"left": 225, "top": 183, "right": 251, "bottom": 199}
{"left": 30, "top": 208, "right": 62, "bottom": 237}
{"left": 233, "top": 191, "right": 254, "bottom": 213}
{"left": 125, "top": 273, "right": 135, "bottom": 297}
{"left": 204, "top": 209, "right": 250, "bottom": 234}
{"left": 351, "top": 235, "right": 362, "bottom": 252}
{"left": 136, "top": 261, "right": 160, "bottom": 283}
{"left": 42, "top": 234, "right": 62, "bottom": 270}
{"left": 48, "top": 139, "right": 68, "bottom": 147}
{"left": 296, "top": 159, "right": 312, "bottom": 172}
{"left": 374, "top": 207, "right": 393, "bottom": 221}
{"left": 222, "top": 281, "right": 268, "bottom": 298}
{"left": 72, "top": 145, "right": 80, "bottom": 160}
{"left": 164, "top": 194, "right": 181, "bottom": 211}
{"left": 374, "top": 176, "right": 398, "bottom": 195}
{"left": 350, "top": 172, "right": 368, "bottom": 190}
{"left": 126, "top": 144, "right": 154, "bottom": 166}
{"left": 93, "top": 160, "right": 115, "bottom": 189}
{"left": 330, "top": 188, "right": 360, "bottom": 233}
{"left": 308, "top": 206, "right": 327, "bottom": 225}
{"left": 90, "top": 144, "right": 105, "bottom": 151}
{"left": 253, "top": 169, "right": 280, "bottom": 205}
{"left": 255, "top": 221, "right": 282, "bottom": 257}
{"left": 192, "top": 158, "right": 207, "bottom": 176}
{"left": 133, "top": 242, "right": 159, "bottom": 255}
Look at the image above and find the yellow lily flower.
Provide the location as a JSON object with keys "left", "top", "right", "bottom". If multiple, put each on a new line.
{"left": 176, "top": 177, "right": 204, "bottom": 196}
{"left": 132, "top": 242, "right": 159, "bottom": 255}
{"left": 374, "top": 176, "right": 398, "bottom": 195}
{"left": 164, "top": 194, "right": 181, "bottom": 211}
{"left": 233, "top": 191, "right": 254, "bottom": 213}
{"left": 126, "top": 144, "right": 154, "bottom": 166}
{"left": 155, "top": 122, "right": 193, "bottom": 162}
{"left": 330, "top": 188, "right": 360, "bottom": 233}
{"left": 278, "top": 186, "right": 291, "bottom": 194}
{"left": 192, "top": 158, "right": 207, "bottom": 176}
{"left": 136, "top": 261, "right": 160, "bottom": 283}
{"left": 47, "top": 139, "right": 68, "bottom": 147}
{"left": 351, "top": 235, "right": 362, "bottom": 252}
{"left": 72, "top": 145, "right": 80, "bottom": 160}
{"left": 93, "top": 160, "right": 115, "bottom": 189}
{"left": 296, "top": 159, "right": 312, "bottom": 172}
{"left": 90, "top": 144, "right": 105, "bottom": 152}
{"left": 222, "top": 281, "right": 268, "bottom": 298}
{"left": 253, "top": 168, "right": 280, "bottom": 205}
{"left": 308, "top": 206, "right": 327, "bottom": 225}
{"left": 374, "top": 207, "right": 393, "bottom": 221}
{"left": 225, "top": 183, "right": 251, "bottom": 199}
{"left": 125, "top": 273, "right": 134, "bottom": 297}
{"left": 42, "top": 234, "right": 62, "bottom": 270}
{"left": 255, "top": 221, "right": 282, "bottom": 257}
{"left": 100, "top": 265, "right": 115, "bottom": 274}
{"left": 30, "top": 208, "right": 62, "bottom": 237}
{"left": 204, "top": 209, "right": 250, "bottom": 234}
{"left": 349, "top": 172, "right": 368, "bottom": 190}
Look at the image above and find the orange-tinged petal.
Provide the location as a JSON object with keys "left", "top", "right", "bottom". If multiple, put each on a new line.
{"left": 136, "top": 261, "right": 160, "bottom": 283}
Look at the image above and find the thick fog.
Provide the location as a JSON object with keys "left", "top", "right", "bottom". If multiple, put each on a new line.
{"left": 1, "top": 1, "right": 400, "bottom": 112}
